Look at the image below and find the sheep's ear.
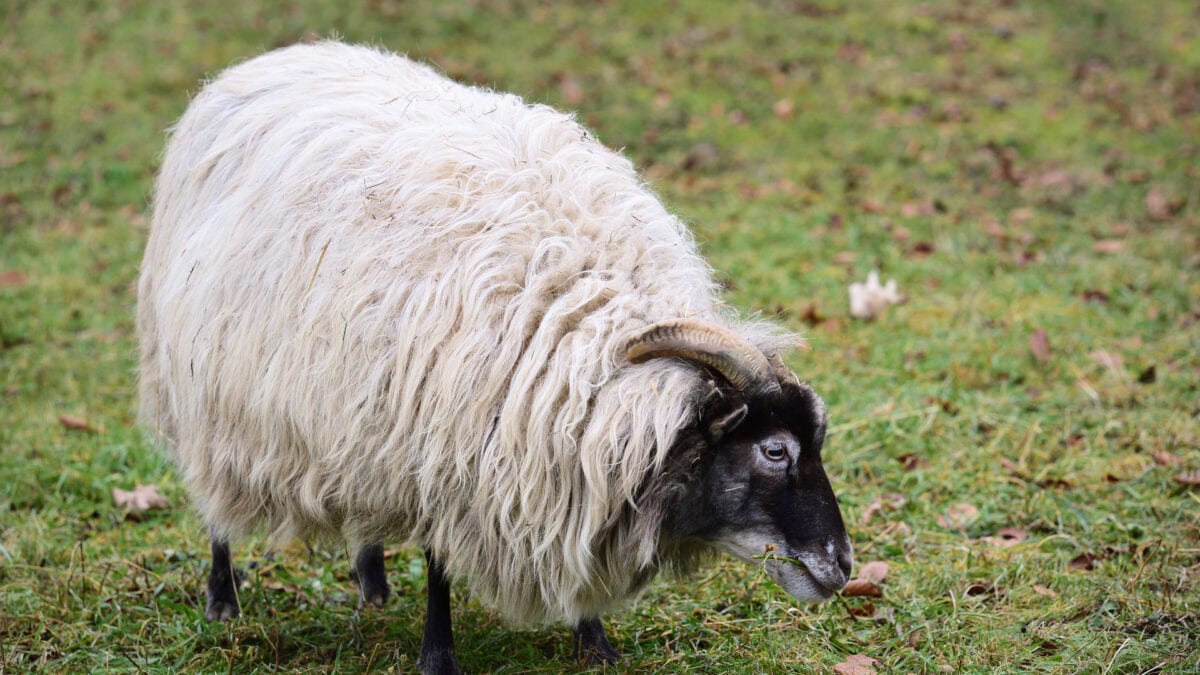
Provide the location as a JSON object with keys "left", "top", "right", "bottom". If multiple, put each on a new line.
{"left": 707, "top": 402, "right": 748, "bottom": 441}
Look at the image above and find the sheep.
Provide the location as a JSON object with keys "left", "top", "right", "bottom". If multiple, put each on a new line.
{"left": 137, "top": 41, "right": 853, "bottom": 673}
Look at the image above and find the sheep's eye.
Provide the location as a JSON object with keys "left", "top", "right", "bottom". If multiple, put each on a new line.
{"left": 762, "top": 444, "right": 787, "bottom": 462}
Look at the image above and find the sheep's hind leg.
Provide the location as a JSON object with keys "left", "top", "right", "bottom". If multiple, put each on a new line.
{"left": 573, "top": 617, "right": 621, "bottom": 665}
{"left": 205, "top": 537, "right": 240, "bottom": 621}
{"left": 352, "top": 543, "right": 390, "bottom": 608}
{"left": 418, "top": 549, "right": 462, "bottom": 675}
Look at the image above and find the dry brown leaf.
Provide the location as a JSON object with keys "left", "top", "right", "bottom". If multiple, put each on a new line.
{"left": 1149, "top": 450, "right": 1182, "bottom": 466}
{"left": 858, "top": 561, "right": 889, "bottom": 583}
{"left": 899, "top": 201, "right": 933, "bottom": 217}
{"left": 859, "top": 199, "right": 885, "bottom": 214}
{"left": 897, "top": 453, "right": 926, "bottom": 471}
{"left": 1174, "top": 470, "right": 1200, "bottom": 486}
{"left": 910, "top": 241, "right": 936, "bottom": 259}
{"left": 964, "top": 581, "right": 995, "bottom": 596}
{"left": 938, "top": 503, "right": 979, "bottom": 530}
{"left": 834, "top": 654, "right": 880, "bottom": 675}
{"left": 1069, "top": 552, "right": 1100, "bottom": 570}
{"left": 995, "top": 527, "right": 1027, "bottom": 543}
{"left": 1092, "top": 239, "right": 1125, "bottom": 253}
{"left": 0, "top": 270, "right": 26, "bottom": 287}
{"left": 112, "top": 484, "right": 170, "bottom": 516}
{"left": 1090, "top": 350, "right": 1124, "bottom": 373}
{"left": 59, "top": 414, "right": 100, "bottom": 433}
{"left": 1032, "top": 585, "right": 1058, "bottom": 597}
{"left": 981, "top": 527, "right": 1028, "bottom": 547}
{"left": 557, "top": 76, "right": 585, "bottom": 105}
{"left": 842, "top": 579, "right": 882, "bottom": 597}
{"left": 772, "top": 99, "right": 795, "bottom": 119}
{"left": 833, "top": 251, "right": 858, "bottom": 265}
{"left": 1145, "top": 187, "right": 1171, "bottom": 221}
{"left": 847, "top": 601, "right": 876, "bottom": 618}
{"left": 1029, "top": 329, "right": 1051, "bottom": 363}
{"left": 860, "top": 498, "right": 883, "bottom": 525}
{"left": 1137, "top": 365, "right": 1156, "bottom": 384}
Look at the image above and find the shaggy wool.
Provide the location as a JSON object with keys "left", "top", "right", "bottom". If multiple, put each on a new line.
{"left": 138, "top": 41, "right": 793, "bottom": 624}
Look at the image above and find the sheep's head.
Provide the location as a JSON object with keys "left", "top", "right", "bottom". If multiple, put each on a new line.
{"left": 627, "top": 320, "right": 853, "bottom": 601}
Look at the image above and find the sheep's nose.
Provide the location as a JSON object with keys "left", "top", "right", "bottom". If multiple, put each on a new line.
{"left": 837, "top": 546, "right": 853, "bottom": 580}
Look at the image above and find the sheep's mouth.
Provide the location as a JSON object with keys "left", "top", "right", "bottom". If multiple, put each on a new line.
{"left": 760, "top": 551, "right": 847, "bottom": 600}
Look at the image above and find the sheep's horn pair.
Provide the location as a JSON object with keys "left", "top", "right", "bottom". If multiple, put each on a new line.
{"left": 625, "top": 319, "right": 783, "bottom": 397}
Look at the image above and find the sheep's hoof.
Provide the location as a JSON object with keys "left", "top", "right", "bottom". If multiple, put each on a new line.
{"left": 573, "top": 618, "right": 621, "bottom": 665}
{"left": 353, "top": 544, "right": 390, "bottom": 608}
{"left": 417, "top": 647, "right": 463, "bottom": 675}
{"left": 204, "top": 599, "right": 240, "bottom": 622}
{"left": 359, "top": 588, "right": 389, "bottom": 608}
{"left": 577, "top": 642, "right": 621, "bottom": 666}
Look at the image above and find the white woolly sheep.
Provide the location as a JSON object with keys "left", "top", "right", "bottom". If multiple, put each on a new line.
{"left": 138, "top": 41, "right": 852, "bottom": 673}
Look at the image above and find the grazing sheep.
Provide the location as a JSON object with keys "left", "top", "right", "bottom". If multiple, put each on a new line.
{"left": 138, "top": 41, "right": 853, "bottom": 673}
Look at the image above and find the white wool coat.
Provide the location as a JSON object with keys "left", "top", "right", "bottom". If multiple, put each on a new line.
{"left": 138, "top": 42, "right": 785, "bottom": 623}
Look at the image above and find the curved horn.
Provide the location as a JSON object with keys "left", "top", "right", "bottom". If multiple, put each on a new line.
{"left": 625, "top": 319, "right": 781, "bottom": 395}
{"left": 766, "top": 351, "right": 801, "bottom": 388}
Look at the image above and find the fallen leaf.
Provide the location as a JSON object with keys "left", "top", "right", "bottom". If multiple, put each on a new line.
{"left": 965, "top": 581, "right": 995, "bottom": 596}
{"left": 1175, "top": 470, "right": 1200, "bottom": 486}
{"left": 858, "top": 561, "right": 889, "bottom": 583}
{"left": 910, "top": 241, "right": 935, "bottom": 258}
{"left": 1029, "top": 329, "right": 1051, "bottom": 363}
{"left": 833, "top": 654, "right": 879, "bottom": 675}
{"left": 1032, "top": 585, "right": 1058, "bottom": 597}
{"left": 995, "top": 527, "right": 1027, "bottom": 542}
{"left": 842, "top": 579, "right": 882, "bottom": 597}
{"left": 859, "top": 199, "right": 885, "bottom": 214}
{"left": 112, "top": 484, "right": 170, "bottom": 518}
{"left": 1080, "top": 289, "right": 1109, "bottom": 304}
{"left": 800, "top": 302, "right": 825, "bottom": 327}
{"left": 981, "top": 527, "right": 1028, "bottom": 547}
{"left": 772, "top": 99, "right": 795, "bottom": 119}
{"left": 557, "top": 76, "right": 585, "bottom": 105}
{"left": 1093, "top": 239, "right": 1125, "bottom": 253}
{"left": 899, "top": 201, "right": 933, "bottom": 217}
{"left": 1145, "top": 187, "right": 1172, "bottom": 220}
{"left": 860, "top": 498, "right": 883, "bottom": 525}
{"left": 1090, "top": 350, "right": 1124, "bottom": 373}
{"left": 907, "top": 628, "right": 922, "bottom": 649}
{"left": 1069, "top": 552, "right": 1100, "bottom": 570}
{"left": 847, "top": 602, "right": 876, "bottom": 618}
{"left": 897, "top": 453, "right": 926, "bottom": 471}
{"left": 938, "top": 503, "right": 979, "bottom": 530}
{"left": 833, "top": 251, "right": 858, "bottom": 265}
{"left": 0, "top": 270, "right": 26, "bottom": 287}
{"left": 1149, "top": 450, "right": 1182, "bottom": 466}
{"left": 59, "top": 414, "right": 100, "bottom": 433}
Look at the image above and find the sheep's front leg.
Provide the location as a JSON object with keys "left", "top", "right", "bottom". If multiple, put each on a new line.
{"left": 205, "top": 537, "right": 240, "bottom": 621}
{"left": 418, "top": 549, "right": 462, "bottom": 675}
{"left": 352, "top": 543, "right": 390, "bottom": 607}
{"left": 572, "top": 617, "right": 621, "bottom": 665}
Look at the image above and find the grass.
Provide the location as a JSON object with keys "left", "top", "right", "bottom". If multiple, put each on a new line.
{"left": 1, "top": 0, "right": 1198, "bottom": 672}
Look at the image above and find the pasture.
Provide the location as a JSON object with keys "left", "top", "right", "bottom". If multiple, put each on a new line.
{"left": 1, "top": 1, "right": 1197, "bottom": 672}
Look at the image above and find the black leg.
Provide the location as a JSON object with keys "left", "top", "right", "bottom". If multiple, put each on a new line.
{"left": 573, "top": 617, "right": 621, "bottom": 665}
{"left": 352, "top": 543, "right": 390, "bottom": 608}
{"left": 205, "top": 537, "right": 240, "bottom": 621}
{"left": 418, "top": 549, "right": 462, "bottom": 675}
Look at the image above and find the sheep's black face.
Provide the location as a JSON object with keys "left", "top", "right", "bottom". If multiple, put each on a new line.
{"left": 663, "top": 379, "right": 853, "bottom": 601}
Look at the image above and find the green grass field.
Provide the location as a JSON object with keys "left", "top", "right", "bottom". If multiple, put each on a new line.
{"left": 2, "top": 1, "right": 1198, "bottom": 672}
